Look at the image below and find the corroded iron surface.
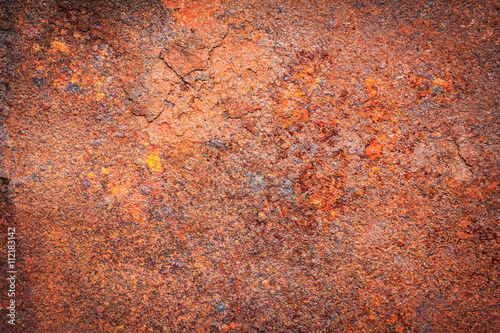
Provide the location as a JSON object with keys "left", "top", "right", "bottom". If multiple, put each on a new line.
{"left": 1, "top": 0, "right": 499, "bottom": 332}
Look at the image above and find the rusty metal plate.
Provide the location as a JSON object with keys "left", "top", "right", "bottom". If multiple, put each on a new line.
{"left": 1, "top": 0, "right": 499, "bottom": 332}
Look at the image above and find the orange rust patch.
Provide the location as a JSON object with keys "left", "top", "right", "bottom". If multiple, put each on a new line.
{"left": 365, "top": 140, "right": 383, "bottom": 159}
{"left": 50, "top": 40, "right": 68, "bottom": 52}
{"left": 365, "top": 77, "right": 378, "bottom": 99}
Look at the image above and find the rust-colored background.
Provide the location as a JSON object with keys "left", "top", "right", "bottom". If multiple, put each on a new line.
{"left": 1, "top": 0, "right": 499, "bottom": 332}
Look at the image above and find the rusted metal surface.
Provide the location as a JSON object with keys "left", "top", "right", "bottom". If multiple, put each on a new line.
{"left": 0, "top": 0, "right": 499, "bottom": 332}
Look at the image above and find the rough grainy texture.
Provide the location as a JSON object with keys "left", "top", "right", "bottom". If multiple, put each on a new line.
{"left": 0, "top": 0, "right": 499, "bottom": 332}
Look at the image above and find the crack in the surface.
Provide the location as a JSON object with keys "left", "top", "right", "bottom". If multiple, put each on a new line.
{"left": 93, "top": 36, "right": 129, "bottom": 56}
{"left": 124, "top": 95, "right": 159, "bottom": 123}
{"left": 158, "top": 52, "right": 192, "bottom": 86}
{"left": 160, "top": 28, "right": 228, "bottom": 85}
{"left": 209, "top": 29, "right": 229, "bottom": 54}
{"left": 453, "top": 140, "right": 473, "bottom": 171}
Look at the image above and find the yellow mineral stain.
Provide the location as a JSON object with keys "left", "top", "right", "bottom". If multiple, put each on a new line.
{"left": 147, "top": 150, "right": 162, "bottom": 172}
{"left": 87, "top": 172, "right": 96, "bottom": 179}
{"left": 96, "top": 93, "right": 105, "bottom": 101}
